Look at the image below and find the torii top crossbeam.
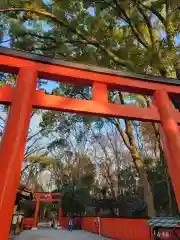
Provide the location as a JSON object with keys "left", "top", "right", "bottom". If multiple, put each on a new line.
{"left": 0, "top": 46, "right": 180, "bottom": 122}
{"left": 0, "top": 47, "right": 180, "bottom": 240}
{"left": 0, "top": 46, "right": 179, "bottom": 85}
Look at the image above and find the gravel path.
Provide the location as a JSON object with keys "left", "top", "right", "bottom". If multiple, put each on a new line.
{"left": 14, "top": 229, "right": 111, "bottom": 240}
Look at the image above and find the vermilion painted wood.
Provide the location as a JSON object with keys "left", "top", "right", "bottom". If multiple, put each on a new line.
{"left": 36, "top": 192, "right": 61, "bottom": 197}
{"left": 1, "top": 87, "right": 180, "bottom": 123}
{"left": 1, "top": 46, "right": 179, "bottom": 87}
{"left": 32, "top": 192, "right": 61, "bottom": 228}
{"left": 92, "top": 83, "right": 108, "bottom": 103}
{"left": 32, "top": 195, "right": 40, "bottom": 228}
{"left": 154, "top": 90, "right": 180, "bottom": 209}
{"left": 37, "top": 199, "right": 59, "bottom": 202}
{"left": 80, "top": 217, "right": 149, "bottom": 240}
{"left": 33, "top": 91, "right": 160, "bottom": 121}
{"left": 1, "top": 50, "right": 180, "bottom": 239}
{"left": 61, "top": 217, "right": 69, "bottom": 228}
{"left": 1, "top": 86, "right": 180, "bottom": 122}
{"left": 0, "top": 46, "right": 178, "bottom": 85}
{"left": 0, "top": 68, "right": 38, "bottom": 240}
{"left": 23, "top": 218, "right": 34, "bottom": 229}
{"left": 102, "top": 218, "right": 149, "bottom": 240}
{"left": 58, "top": 208, "right": 63, "bottom": 227}
{"left": 81, "top": 217, "right": 97, "bottom": 233}
{"left": 0, "top": 85, "right": 13, "bottom": 103}
{"left": 1, "top": 54, "right": 180, "bottom": 95}
{"left": 38, "top": 63, "right": 180, "bottom": 95}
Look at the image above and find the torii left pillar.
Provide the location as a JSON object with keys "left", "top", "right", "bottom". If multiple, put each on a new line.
{"left": 0, "top": 67, "right": 37, "bottom": 240}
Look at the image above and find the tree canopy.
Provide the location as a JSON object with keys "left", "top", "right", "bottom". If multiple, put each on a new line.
{"left": 0, "top": 0, "right": 179, "bottom": 76}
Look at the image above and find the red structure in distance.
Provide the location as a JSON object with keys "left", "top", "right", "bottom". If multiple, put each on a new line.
{"left": 0, "top": 47, "right": 180, "bottom": 239}
{"left": 32, "top": 192, "right": 61, "bottom": 229}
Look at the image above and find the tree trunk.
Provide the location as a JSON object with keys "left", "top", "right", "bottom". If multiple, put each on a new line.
{"left": 111, "top": 92, "right": 156, "bottom": 217}
{"left": 143, "top": 172, "right": 155, "bottom": 217}
{"left": 166, "top": 176, "right": 173, "bottom": 216}
{"left": 115, "top": 122, "right": 156, "bottom": 216}
{"left": 130, "top": 147, "right": 155, "bottom": 217}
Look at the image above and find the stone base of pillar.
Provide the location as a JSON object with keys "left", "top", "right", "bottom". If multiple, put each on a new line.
{"left": 57, "top": 226, "right": 62, "bottom": 229}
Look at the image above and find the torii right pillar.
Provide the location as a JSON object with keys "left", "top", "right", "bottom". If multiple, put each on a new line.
{"left": 154, "top": 89, "right": 180, "bottom": 210}
{"left": 58, "top": 208, "right": 62, "bottom": 227}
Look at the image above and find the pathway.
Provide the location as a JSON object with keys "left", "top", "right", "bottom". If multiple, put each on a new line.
{"left": 14, "top": 229, "right": 111, "bottom": 240}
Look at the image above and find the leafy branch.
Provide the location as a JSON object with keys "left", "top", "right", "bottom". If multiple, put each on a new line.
{"left": 0, "top": 7, "right": 134, "bottom": 70}
{"left": 113, "top": 0, "right": 148, "bottom": 48}
{"left": 136, "top": 4, "right": 155, "bottom": 47}
{"left": 139, "top": 1, "right": 174, "bottom": 50}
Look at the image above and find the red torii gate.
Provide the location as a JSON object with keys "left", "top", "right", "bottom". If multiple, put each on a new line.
{"left": 0, "top": 47, "right": 180, "bottom": 239}
{"left": 32, "top": 192, "right": 61, "bottom": 229}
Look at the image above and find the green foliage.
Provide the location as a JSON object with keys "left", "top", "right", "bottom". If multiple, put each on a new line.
{"left": 52, "top": 153, "right": 96, "bottom": 216}
{"left": 27, "top": 155, "right": 56, "bottom": 165}
{"left": 1, "top": 0, "right": 179, "bottom": 75}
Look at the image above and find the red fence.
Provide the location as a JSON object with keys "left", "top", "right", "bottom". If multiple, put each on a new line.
{"left": 81, "top": 217, "right": 150, "bottom": 240}
{"left": 60, "top": 217, "right": 69, "bottom": 228}
{"left": 23, "top": 218, "right": 34, "bottom": 229}
{"left": 81, "top": 217, "right": 98, "bottom": 234}
{"left": 24, "top": 215, "right": 149, "bottom": 240}
{"left": 60, "top": 217, "right": 150, "bottom": 240}
{"left": 24, "top": 215, "right": 150, "bottom": 239}
{"left": 24, "top": 214, "right": 180, "bottom": 240}
{"left": 101, "top": 218, "right": 149, "bottom": 240}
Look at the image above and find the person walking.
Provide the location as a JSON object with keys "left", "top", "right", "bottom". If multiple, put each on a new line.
{"left": 68, "top": 217, "right": 73, "bottom": 232}
{"left": 15, "top": 214, "right": 20, "bottom": 235}
{"left": 11, "top": 214, "right": 18, "bottom": 235}
{"left": 51, "top": 217, "right": 56, "bottom": 229}
{"left": 18, "top": 214, "right": 24, "bottom": 233}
